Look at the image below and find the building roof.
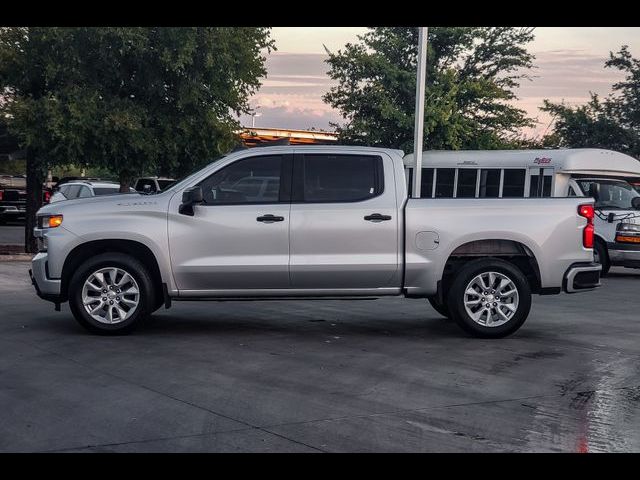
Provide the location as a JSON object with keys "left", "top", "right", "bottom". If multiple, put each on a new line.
{"left": 239, "top": 127, "right": 338, "bottom": 146}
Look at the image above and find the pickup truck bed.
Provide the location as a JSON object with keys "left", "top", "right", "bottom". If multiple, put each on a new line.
{"left": 30, "top": 146, "right": 600, "bottom": 338}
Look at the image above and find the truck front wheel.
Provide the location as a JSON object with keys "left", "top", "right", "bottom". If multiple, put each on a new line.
{"left": 446, "top": 258, "right": 531, "bottom": 338}
{"left": 68, "top": 252, "right": 156, "bottom": 335}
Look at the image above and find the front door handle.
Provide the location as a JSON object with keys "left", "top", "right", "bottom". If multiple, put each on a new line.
{"left": 364, "top": 213, "right": 392, "bottom": 222}
{"left": 257, "top": 214, "right": 285, "bottom": 223}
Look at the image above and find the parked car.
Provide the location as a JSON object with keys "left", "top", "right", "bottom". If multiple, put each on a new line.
{"left": 405, "top": 148, "right": 640, "bottom": 276}
{"left": 49, "top": 181, "right": 136, "bottom": 203}
{"left": 52, "top": 177, "right": 102, "bottom": 190}
{"left": 30, "top": 146, "right": 600, "bottom": 337}
{"left": 134, "top": 177, "right": 176, "bottom": 194}
{"left": 0, "top": 175, "right": 51, "bottom": 224}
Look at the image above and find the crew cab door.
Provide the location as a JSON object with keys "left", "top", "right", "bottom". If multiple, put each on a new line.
{"left": 168, "top": 154, "right": 292, "bottom": 292}
{"left": 289, "top": 152, "right": 399, "bottom": 289}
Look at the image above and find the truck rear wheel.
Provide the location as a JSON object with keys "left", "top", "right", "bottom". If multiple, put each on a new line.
{"left": 446, "top": 258, "right": 531, "bottom": 338}
{"left": 593, "top": 241, "right": 610, "bottom": 277}
{"left": 68, "top": 252, "right": 156, "bottom": 335}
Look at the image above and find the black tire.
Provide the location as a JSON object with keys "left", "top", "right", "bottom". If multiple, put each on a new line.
{"left": 446, "top": 258, "right": 532, "bottom": 338}
{"left": 427, "top": 295, "right": 450, "bottom": 318}
{"left": 594, "top": 241, "right": 610, "bottom": 277}
{"left": 68, "top": 252, "right": 156, "bottom": 335}
{"left": 0, "top": 216, "right": 6, "bottom": 226}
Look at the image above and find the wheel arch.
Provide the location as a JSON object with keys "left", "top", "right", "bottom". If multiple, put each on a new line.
{"left": 440, "top": 239, "right": 542, "bottom": 296}
{"left": 61, "top": 239, "right": 163, "bottom": 302}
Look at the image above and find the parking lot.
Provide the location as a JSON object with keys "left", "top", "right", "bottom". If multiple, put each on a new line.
{"left": 1, "top": 259, "right": 640, "bottom": 452}
{"left": 0, "top": 222, "right": 22, "bottom": 245}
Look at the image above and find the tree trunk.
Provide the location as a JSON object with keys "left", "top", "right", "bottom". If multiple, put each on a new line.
{"left": 119, "top": 171, "right": 133, "bottom": 193}
{"left": 25, "top": 150, "right": 43, "bottom": 254}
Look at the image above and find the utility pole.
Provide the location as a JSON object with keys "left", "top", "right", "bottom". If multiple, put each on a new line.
{"left": 412, "top": 27, "right": 428, "bottom": 198}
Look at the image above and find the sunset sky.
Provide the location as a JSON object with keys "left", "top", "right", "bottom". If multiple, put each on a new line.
{"left": 239, "top": 27, "right": 640, "bottom": 139}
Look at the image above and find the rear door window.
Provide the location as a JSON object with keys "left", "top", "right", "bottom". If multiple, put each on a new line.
{"left": 300, "top": 154, "right": 383, "bottom": 203}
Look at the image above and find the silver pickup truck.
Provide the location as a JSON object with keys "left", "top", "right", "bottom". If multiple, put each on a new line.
{"left": 29, "top": 146, "right": 601, "bottom": 338}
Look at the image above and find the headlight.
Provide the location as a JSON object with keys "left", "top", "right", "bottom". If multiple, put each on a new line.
{"left": 616, "top": 222, "right": 640, "bottom": 233}
{"left": 37, "top": 214, "right": 63, "bottom": 229}
{"left": 616, "top": 222, "right": 640, "bottom": 243}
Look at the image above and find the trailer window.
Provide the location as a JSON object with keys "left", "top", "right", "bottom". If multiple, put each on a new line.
{"left": 479, "top": 169, "right": 500, "bottom": 198}
{"left": 456, "top": 169, "right": 478, "bottom": 198}
{"left": 529, "top": 168, "right": 553, "bottom": 197}
{"left": 435, "top": 168, "right": 455, "bottom": 197}
{"left": 420, "top": 168, "right": 435, "bottom": 198}
{"left": 502, "top": 170, "right": 526, "bottom": 197}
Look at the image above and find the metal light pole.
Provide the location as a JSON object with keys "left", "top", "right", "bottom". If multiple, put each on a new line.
{"left": 251, "top": 106, "right": 262, "bottom": 129}
{"left": 412, "top": 27, "right": 428, "bottom": 198}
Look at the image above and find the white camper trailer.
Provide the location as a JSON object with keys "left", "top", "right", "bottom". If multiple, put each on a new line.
{"left": 405, "top": 148, "right": 640, "bottom": 275}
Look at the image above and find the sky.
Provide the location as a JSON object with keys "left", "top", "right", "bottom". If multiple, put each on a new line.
{"left": 238, "top": 27, "right": 640, "bottom": 138}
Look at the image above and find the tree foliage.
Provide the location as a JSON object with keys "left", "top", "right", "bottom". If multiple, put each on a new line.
{"left": 0, "top": 27, "right": 273, "bottom": 252}
{"left": 323, "top": 27, "right": 536, "bottom": 152}
{"left": 541, "top": 46, "right": 640, "bottom": 157}
{"left": 0, "top": 27, "right": 275, "bottom": 187}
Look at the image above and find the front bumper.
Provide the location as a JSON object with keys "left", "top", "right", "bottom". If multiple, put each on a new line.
{"left": 607, "top": 242, "right": 640, "bottom": 267}
{"left": 563, "top": 262, "right": 601, "bottom": 293}
{"left": 30, "top": 252, "right": 62, "bottom": 302}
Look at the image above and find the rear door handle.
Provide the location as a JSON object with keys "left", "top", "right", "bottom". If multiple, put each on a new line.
{"left": 257, "top": 214, "right": 285, "bottom": 223}
{"left": 364, "top": 213, "right": 392, "bottom": 222}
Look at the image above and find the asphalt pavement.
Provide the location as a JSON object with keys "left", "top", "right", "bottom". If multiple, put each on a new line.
{"left": 1, "top": 260, "right": 640, "bottom": 452}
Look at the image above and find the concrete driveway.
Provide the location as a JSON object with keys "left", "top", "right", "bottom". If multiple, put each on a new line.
{"left": 1, "top": 260, "right": 640, "bottom": 452}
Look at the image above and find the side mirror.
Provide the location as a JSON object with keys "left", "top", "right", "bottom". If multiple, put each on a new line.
{"left": 632, "top": 197, "right": 640, "bottom": 210}
{"left": 179, "top": 186, "right": 204, "bottom": 216}
{"left": 588, "top": 183, "right": 600, "bottom": 202}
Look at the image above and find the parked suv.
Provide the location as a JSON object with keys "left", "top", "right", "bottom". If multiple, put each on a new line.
{"left": 49, "top": 181, "right": 135, "bottom": 203}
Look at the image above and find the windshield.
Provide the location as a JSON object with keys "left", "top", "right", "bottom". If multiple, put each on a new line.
{"left": 577, "top": 179, "right": 640, "bottom": 210}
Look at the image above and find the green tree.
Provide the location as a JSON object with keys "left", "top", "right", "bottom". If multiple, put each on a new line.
{"left": 0, "top": 27, "right": 274, "bottom": 252}
{"left": 323, "top": 27, "right": 536, "bottom": 152}
{"left": 541, "top": 46, "right": 640, "bottom": 157}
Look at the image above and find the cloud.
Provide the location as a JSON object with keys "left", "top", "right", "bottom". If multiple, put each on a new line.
{"left": 240, "top": 52, "right": 343, "bottom": 130}
{"left": 243, "top": 49, "right": 627, "bottom": 137}
{"left": 515, "top": 49, "right": 625, "bottom": 136}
